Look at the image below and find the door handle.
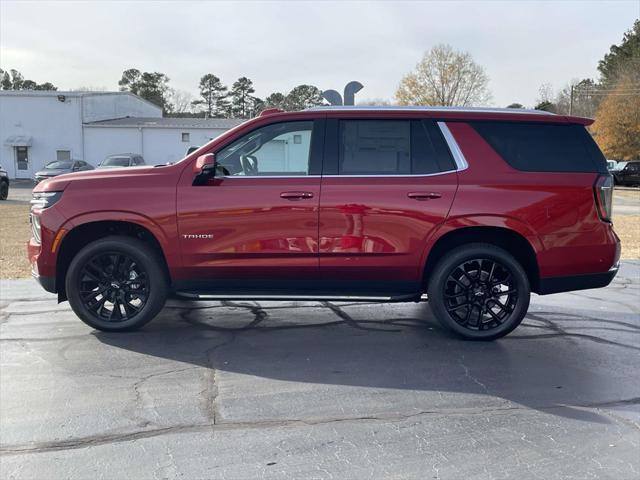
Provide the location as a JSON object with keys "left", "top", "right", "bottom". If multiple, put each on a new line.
{"left": 407, "top": 192, "right": 442, "bottom": 200}
{"left": 280, "top": 191, "right": 314, "bottom": 200}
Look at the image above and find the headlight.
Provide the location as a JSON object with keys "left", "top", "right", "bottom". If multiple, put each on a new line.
{"left": 31, "top": 191, "right": 63, "bottom": 211}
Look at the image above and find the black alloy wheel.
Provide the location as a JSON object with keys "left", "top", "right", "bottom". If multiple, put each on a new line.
{"left": 427, "top": 243, "right": 530, "bottom": 340}
{"left": 78, "top": 252, "right": 148, "bottom": 322}
{"left": 66, "top": 236, "right": 168, "bottom": 331}
{"left": 443, "top": 258, "right": 518, "bottom": 332}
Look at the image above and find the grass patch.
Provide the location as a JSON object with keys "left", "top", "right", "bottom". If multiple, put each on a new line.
{"left": 614, "top": 215, "right": 640, "bottom": 260}
{"left": 614, "top": 189, "right": 640, "bottom": 201}
{"left": 0, "top": 201, "right": 31, "bottom": 279}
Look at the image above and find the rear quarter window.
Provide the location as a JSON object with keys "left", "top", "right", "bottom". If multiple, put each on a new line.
{"left": 471, "top": 122, "right": 607, "bottom": 174}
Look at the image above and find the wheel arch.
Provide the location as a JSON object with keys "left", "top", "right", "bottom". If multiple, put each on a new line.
{"left": 422, "top": 219, "right": 542, "bottom": 293}
{"left": 56, "top": 218, "right": 172, "bottom": 302}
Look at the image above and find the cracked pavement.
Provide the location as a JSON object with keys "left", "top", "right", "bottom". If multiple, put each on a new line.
{"left": 1, "top": 262, "right": 639, "bottom": 479}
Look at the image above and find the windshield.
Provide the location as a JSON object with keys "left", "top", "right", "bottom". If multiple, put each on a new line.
{"left": 45, "top": 161, "right": 72, "bottom": 169}
{"left": 102, "top": 157, "right": 130, "bottom": 167}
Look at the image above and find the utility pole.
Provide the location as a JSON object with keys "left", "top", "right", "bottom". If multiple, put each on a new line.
{"left": 569, "top": 85, "right": 574, "bottom": 116}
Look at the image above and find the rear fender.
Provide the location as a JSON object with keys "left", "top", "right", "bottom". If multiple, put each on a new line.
{"left": 419, "top": 214, "right": 544, "bottom": 277}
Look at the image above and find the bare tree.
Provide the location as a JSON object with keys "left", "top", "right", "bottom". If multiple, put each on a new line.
{"left": 170, "top": 89, "right": 195, "bottom": 114}
{"left": 396, "top": 44, "right": 491, "bottom": 106}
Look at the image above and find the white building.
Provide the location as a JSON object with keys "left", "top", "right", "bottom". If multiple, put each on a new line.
{"left": 0, "top": 91, "right": 243, "bottom": 179}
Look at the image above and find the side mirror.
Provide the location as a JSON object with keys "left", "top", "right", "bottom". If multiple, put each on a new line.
{"left": 193, "top": 153, "right": 216, "bottom": 175}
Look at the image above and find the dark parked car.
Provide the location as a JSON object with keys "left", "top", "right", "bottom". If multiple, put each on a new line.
{"left": 28, "top": 107, "right": 619, "bottom": 340}
{"left": 0, "top": 164, "right": 8, "bottom": 200}
{"left": 612, "top": 161, "right": 640, "bottom": 186}
{"left": 97, "top": 154, "right": 145, "bottom": 169}
{"left": 34, "top": 160, "right": 94, "bottom": 184}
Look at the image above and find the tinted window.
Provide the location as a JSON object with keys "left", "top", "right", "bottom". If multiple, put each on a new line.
{"left": 45, "top": 161, "right": 72, "bottom": 169}
{"left": 340, "top": 121, "right": 410, "bottom": 174}
{"left": 413, "top": 121, "right": 456, "bottom": 173}
{"left": 217, "top": 121, "right": 313, "bottom": 176}
{"left": 337, "top": 120, "right": 455, "bottom": 175}
{"left": 102, "top": 157, "right": 131, "bottom": 167}
{"left": 471, "top": 122, "right": 607, "bottom": 173}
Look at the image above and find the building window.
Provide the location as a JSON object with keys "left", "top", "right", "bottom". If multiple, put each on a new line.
{"left": 181, "top": 132, "right": 190, "bottom": 143}
{"left": 293, "top": 134, "right": 302, "bottom": 144}
{"left": 56, "top": 150, "right": 71, "bottom": 161}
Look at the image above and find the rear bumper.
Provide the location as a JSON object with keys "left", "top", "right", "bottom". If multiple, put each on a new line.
{"left": 537, "top": 263, "right": 619, "bottom": 295}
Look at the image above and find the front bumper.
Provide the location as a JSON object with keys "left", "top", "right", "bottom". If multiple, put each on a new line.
{"left": 27, "top": 238, "right": 56, "bottom": 294}
{"left": 32, "top": 272, "right": 57, "bottom": 293}
{"left": 538, "top": 263, "right": 619, "bottom": 295}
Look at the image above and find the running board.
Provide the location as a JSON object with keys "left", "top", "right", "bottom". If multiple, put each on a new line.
{"left": 173, "top": 292, "right": 425, "bottom": 303}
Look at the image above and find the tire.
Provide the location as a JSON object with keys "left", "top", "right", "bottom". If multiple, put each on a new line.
{"left": 427, "top": 243, "right": 530, "bottom": 340}
{"left": 0, "top": 181, "right": 8, "bottom": 200}
{"left": 65, "top": 236, "right": 168, "bottom": 331}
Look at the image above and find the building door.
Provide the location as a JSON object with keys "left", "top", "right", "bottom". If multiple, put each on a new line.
{"left": 15, "top": 147, "right": 31, "bottom": 179}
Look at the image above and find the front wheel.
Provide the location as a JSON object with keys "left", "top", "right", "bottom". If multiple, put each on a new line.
{"left": 0, "top": 181, "right": 8, "bottom": 200}
{"left": 427, "top": 243, "right": 530, "bottom": 340}
{"left": 65, "top": 236, "right": 168, "bottom": 331}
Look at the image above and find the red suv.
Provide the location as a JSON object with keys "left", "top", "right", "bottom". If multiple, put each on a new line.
{"left": 28, "top": 107, "right": 619, "bottom": 340}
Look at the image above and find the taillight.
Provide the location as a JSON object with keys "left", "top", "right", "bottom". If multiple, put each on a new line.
{"left": 594, "top": 174, "right": 613, "bottom": 222}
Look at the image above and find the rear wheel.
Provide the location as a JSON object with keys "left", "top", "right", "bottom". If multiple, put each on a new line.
{"left": 427, "top": 243, "right": 530, "bottom": 340}
{"left": 0, "top": 180, "right": 8, "bottom": 200}
{"left": 65, "top": 236, "right": 168, "bottom": 331}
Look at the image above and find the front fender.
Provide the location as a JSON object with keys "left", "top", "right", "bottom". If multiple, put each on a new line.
{"left": 59, "top": 210, "right": 180, "bottom": 270}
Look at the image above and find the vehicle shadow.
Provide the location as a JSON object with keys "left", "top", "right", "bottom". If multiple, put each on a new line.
{"left": 94, "top": 299, "right": 640, "bottom": 424}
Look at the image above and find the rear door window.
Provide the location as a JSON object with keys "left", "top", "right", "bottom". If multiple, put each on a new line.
{"left": 471, "top": 122, "right": 607, "bottom": 173}
{"left": 333, "top": 120, "right": 455, "bottom": 175}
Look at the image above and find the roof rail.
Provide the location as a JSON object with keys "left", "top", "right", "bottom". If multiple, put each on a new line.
{"left": 259, "top": 108, "right": 284, "bottom": 117}
{"left": 306, "top": 105, "right": 555, "bottom": 115}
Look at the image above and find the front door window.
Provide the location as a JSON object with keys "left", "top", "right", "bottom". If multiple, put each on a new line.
{"left": 216, "top": 121, "right": 313, "bottom": 176}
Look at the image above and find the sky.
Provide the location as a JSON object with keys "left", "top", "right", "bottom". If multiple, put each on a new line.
{"left": 1, "top": 0, "right": 638, "bottom": 108}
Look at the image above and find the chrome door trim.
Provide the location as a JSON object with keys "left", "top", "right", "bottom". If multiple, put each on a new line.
{"left": 437, "top": 121, "right": 469, "bottom": 171}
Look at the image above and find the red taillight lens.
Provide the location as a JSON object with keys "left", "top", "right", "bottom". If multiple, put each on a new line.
{"left": 594, "top": 174, "right": 613, "bottom": 222}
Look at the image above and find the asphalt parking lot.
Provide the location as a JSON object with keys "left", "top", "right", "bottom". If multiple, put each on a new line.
{"left": 0, "top": 262, "right": 639, "bottom": 479}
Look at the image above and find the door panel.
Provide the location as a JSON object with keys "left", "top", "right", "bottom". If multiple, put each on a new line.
{"left": 177, "top": 177, "right": 320, "bottom": 282}
{"left": 176, "top": 120, "right": 323, "bottom": 288}
{"left": 318, "top": 173, "right": 457, "bottom": 291}
{"left": 318, "top": 118, "right": 458, "bottom": 293}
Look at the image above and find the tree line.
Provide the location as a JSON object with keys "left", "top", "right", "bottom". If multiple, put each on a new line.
{"left": 117, "top": 68, "right": 324, "bottom": 118}
{"left": 0, "top": 68, "right": 57, "bottom": 91}
{"left": 394, "top": 19, "right": 639, "bottom": 160}
{"left": 529, "top": 20, "right": 638, "bottom": 160}
{"left": 1, "top": 18, "right": 636, "bottom": 158}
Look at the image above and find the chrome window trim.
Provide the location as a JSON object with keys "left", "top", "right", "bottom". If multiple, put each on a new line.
{"left": 217, "top": 171, "right": 457, "bottom": 179}
{"left": 437, "top": 122, "right": 468, "bottom": 171}
{"left": 214, "top": 122, "right": 467, "bottom": 179}
{"left": 219, "top": 175, "right": 320, "bottom": 179}
{"left": 322, "top": 171, "right": 456, "bottom": 178}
